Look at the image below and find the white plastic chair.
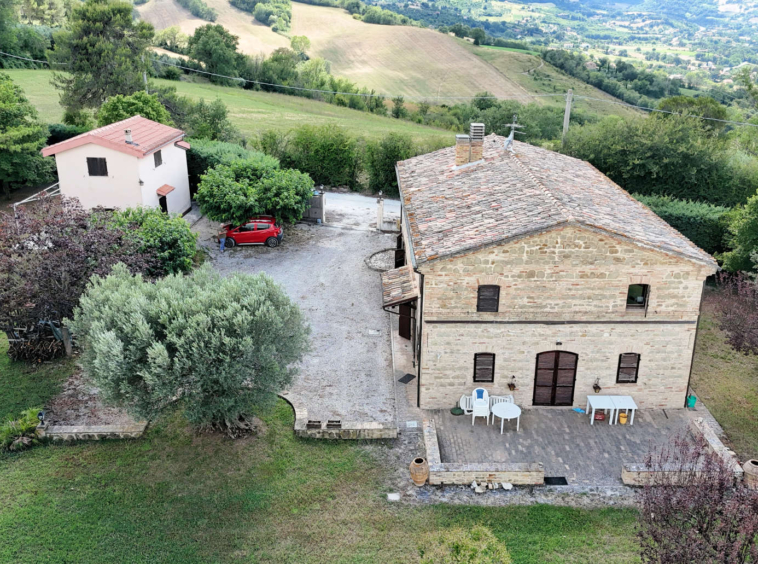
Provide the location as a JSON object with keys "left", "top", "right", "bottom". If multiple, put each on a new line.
{"left": 472, "top": 388, "right": 490, "bottom": 425}
{"left": 489, "top": 395, "right": 514, "bottom": 424}
{"left": 459, "top": 395, "right": 473, "bottom": 415}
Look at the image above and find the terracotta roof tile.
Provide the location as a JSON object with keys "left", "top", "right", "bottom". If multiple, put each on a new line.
{"left": 156, "top": 184, "right": 175, "bottom": 197}
{"left": 396, "top": 134, "right": 716, "bottom": 269}
{"left": 41, "top": 116, "right": 185, "bottom": 158}
{"left": 381, "top": 266, "right": 419, "bottom": 307}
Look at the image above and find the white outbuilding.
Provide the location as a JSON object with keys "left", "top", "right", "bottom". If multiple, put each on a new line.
{"left": 42, "top": 115, "right": 191, "bottom": 214}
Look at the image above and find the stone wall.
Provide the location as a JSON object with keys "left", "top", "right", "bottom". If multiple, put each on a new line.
{"left": 39, "top": 423, "right": 147, "bottom": 441}
{"left": 423, "top": 419, "right": 544, "bottom": 485}
{"left": 414, "top": 226, "right": 712, "bottom": 410}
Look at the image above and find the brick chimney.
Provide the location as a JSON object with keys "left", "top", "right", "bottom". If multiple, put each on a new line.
{"left": 455, "top": 134, "right": 471, "bottom": 166}
{"left": 470, "top": 123, "right": 485, "bottom": 162}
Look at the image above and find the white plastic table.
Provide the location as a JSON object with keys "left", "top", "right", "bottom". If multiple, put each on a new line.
{"left": 586, "top": 395, "right": 616, "bottom": 425}
{"left": 491, "top": 402, "right": 521, "bottom": 433}
{"left": 610, "top": 395, "right": 638, "bottom": 425}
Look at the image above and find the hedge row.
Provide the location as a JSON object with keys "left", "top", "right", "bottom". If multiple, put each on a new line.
{"left": 633, "top": 194, "right": 731, "bottom": 255}
{"left": 186, "top": 138, "right": 279, "bottom": 192}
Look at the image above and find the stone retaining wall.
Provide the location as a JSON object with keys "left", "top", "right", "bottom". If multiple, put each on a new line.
{"left": 423, "top": 419, "right": 544, "bottom": 485}
{"left": 38, "top": 423, "right": 147, "bottom": 441}
{"left": 622, "top": 417, "right": 743, "bottom": 486}
{"left": 281, "top": 392, "right": 398, "bottom": 440}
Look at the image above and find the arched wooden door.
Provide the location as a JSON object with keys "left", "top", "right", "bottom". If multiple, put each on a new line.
{"left": 533, "top": 351, "right": 578, "bottom": 406}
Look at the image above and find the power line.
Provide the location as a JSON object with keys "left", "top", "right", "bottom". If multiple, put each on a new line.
{"left": 574, "top": 95, "right": 758, "bottom": 128}
{"left": 3, "top": 49, "right": 757, "bottom": 128}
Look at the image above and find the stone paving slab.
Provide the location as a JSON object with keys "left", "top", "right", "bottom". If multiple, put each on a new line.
{"left": 432, "top": 407, "right": 694, "bottom": 486}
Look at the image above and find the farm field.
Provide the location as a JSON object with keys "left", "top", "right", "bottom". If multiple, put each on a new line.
{"left": 6, "top": 70, "right": 451, "bottom": 143}
{"left": 137, "top": 0, "right": 634, "bottom": 107}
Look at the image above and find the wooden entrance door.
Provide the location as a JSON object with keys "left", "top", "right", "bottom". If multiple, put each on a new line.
{"left": 533, "top": 351, "right": 578, "bottom": 406}
{"left": 158, "top": 195, "right": 168, "bottom": 214}
{"left": 399, "top": 304, "right": 412, "bottom": 340}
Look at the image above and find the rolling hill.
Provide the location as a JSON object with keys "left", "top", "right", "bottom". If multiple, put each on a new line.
{"left": 136, "top": 0, "right": 639, "bottom": 116}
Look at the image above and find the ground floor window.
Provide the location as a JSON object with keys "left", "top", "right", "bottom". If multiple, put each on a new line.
{"left": 617, "top": 353, "right": 641, "bottom": 383}
{"left": 473, "top": 353, "right": 495, "bottom": 383}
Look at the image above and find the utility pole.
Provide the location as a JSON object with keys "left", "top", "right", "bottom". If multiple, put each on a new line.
{"left": 142, "top": 54, "right": 149, "bottom": 94}
{"left": 562, "top": 89, "right": 573, "bottom": 147}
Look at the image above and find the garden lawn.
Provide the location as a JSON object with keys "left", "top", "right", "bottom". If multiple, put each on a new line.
{"left": 4, "top": 70, "right": 451, "bottom": 144}
{"left": 691, "top": 297, "right": 758, "bottom": 460}
{"left": 0, "top": 400, "right": 641, "bottom": 563}
{"left": 0, "top": 335, "right": 75, "bottom": 421}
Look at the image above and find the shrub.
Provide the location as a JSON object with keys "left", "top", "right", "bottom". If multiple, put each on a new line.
{"left": 722, "top": 193, "right": 758, "bottom": 272}
{"left": 69, "top": 264, "right": 310, "bottom": 435}
{"left": 47, "top": 123, "right": 90, "bottom": 145}
{"left": 175, "top": 0, "right": 217, "bottom": 21}
{"left": 418, "top": 526, "right": 512, "bottom": 564}
{"left": 712, "top": 272, "right": 758, "bottom": 354}
{"left": 186, "top": 138, "right": 279, "bottom": 190}
{"left": 284, "top": 125, "right": 360, "bottom": 188}
{"left": 365, "top": 133, "right": 414, "bottom": 196}
{"left": 196, "top": 159, "right": 313, "bottom": 225}
{"left": 111, "top": 208, "right": 198, "bottom": 275}
{"left": 97, "top": 91, "right": 174, "bottom": 127}
{"left": 1, "top": 408, "right": 43, "bottom": 452}
{"left": 633, "top": 194, "right": 731, "bottom": 255}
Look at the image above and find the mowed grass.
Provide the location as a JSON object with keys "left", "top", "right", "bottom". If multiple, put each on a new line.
{"left": 0, "top": 335, "right": 75, "bottom": 421}
{"left": 5, "top": 70, "right": 451, "bottom": 143}
{"left": 0, "top": 398, "right": 641, "bottom": 563}
{"left": 691, "top": 296, "right": 758, "bottom": 460}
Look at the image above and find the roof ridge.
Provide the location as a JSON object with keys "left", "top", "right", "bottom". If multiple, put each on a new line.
{"left": 508, "top": 150, "right": 574, "bottom": 223}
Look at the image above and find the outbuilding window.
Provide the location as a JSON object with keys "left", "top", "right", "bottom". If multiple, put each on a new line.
{"left": 154, "top": 150, "right": 163, "bottom": 168}
{"left": 473, "top": 353, "right": 495, "bottom": 383}
{"left": 617, "top": 353, "right": 641, "bottom": 383}
{"left": 626, "top": 284, "right": 649, "bottom": 310}
{"left": 477, "top": 285, "right": 500, "bottom": 312}
{"left": 86, "top": 157, "right": 108, "bottom": 177}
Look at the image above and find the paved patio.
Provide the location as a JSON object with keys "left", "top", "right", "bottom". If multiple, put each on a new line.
{"left": 431, "top": 407, "right": 702, "bottom": 486}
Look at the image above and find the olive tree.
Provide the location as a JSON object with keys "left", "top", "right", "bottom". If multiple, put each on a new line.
{"left": 69, "top": 264, "right": 310, "bottom": 435}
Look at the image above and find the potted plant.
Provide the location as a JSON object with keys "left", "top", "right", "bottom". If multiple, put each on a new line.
{"left": 593, "top": 378, "right": 602, "bottom": 394}
{"left": 508, "top": 375, "right": 516, "bottom": 391}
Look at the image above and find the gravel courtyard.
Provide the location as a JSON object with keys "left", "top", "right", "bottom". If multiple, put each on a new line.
{"left": 192, "top": 193, "right": 400, "bottom": 427}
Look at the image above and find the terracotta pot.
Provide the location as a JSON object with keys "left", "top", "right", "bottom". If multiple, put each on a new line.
{"left": 744, "top": 459, "right": 758, "bottom": 491}
{"left": 409, "top": 457, "right": 429, "bottom": 487}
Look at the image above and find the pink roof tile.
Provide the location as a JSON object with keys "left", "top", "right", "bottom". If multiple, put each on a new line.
{"left": 156, "top": 184, "right": 175, "bottom": 197}
{"left": 41, "top": 116, "right": 185, "bottom": 158}
{"left": 396, "top": 134, "right": 717, "bottom": 269}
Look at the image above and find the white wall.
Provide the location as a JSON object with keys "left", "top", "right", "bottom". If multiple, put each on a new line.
{"left": 138, "top": 143, "right": 191, "bottom": 215}
{"left": 55, "top": 145, "right": 142, "bottom": 209}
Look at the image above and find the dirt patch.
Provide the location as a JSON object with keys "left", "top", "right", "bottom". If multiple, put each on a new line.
{"left": 45, "top": 370, "right": 141, "bottom": 427}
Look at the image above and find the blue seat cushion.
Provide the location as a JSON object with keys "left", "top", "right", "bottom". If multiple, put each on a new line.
{"left": 476, "top": 389, "right": 484, "bottom": 400}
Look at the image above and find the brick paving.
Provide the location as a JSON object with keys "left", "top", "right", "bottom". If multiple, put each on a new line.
{"left": 432, "top": 407, "right": 696, "bottom": 486}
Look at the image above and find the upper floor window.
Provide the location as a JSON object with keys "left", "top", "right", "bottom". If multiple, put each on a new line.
{"left": 617, "top": 353, "right": 641, "bottom": 383}
{"left": 626, "top": 284, "right": 649, "bottom": 310}
{"left": 477, "top": 285, "right": 500, "bottom": 312}
{"left": 86, "top": 157, "right": 108, "bottom": 177}
{"left": 154, "top": 150, "right": 163, "bottom": 168}
{"left": 473, "top": 353, "right": 495, "bottom": 383}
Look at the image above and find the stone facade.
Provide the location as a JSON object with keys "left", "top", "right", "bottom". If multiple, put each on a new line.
{"left": 411, "top": 225, "right": 714, "bottom": 410}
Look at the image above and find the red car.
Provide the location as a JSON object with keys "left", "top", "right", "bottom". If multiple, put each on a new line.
{"left": 220, "top": 216, "right": 283, "bottom": 248}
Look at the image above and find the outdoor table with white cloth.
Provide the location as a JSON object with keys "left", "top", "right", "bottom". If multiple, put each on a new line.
{"left": 586, "top": 395, "right": 638, "bottom": 425}
{"left": 490, "top": 402, "right": 521, "bottom": 433}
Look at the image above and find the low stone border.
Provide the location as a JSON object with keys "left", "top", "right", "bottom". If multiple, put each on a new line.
{"left": 621, "top": 417, "right": 743, "bottom": 486}
{"left": 422, "top": 419, "right": 544, "bottom": 485}
{"left": 280, "top": 392, "right": 398, "bottom": 440}
{"left": 38, "top": 422, "right": 147, "bottom": 441}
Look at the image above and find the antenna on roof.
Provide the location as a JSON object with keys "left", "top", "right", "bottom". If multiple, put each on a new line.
{"left": 502, "top": 114, "right": 524, "bottom": 152}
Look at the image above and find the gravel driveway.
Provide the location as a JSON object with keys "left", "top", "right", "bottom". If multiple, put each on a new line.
{"left": 192, "top": 192, "right": 400, "bottom": 426}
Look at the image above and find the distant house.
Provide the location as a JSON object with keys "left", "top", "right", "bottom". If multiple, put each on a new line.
{"left": 383, "top": 125, "right": 717, "bottom": 411}
{"left": 585, "top": 61, "right": 599, "bottom": 70}
{"left": 42, "top": 116, "right": 191, "bottom": 214}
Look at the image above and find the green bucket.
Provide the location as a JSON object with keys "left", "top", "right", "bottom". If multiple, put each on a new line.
{"left": 686, "top": 395, "right": 697, "bottom": 409}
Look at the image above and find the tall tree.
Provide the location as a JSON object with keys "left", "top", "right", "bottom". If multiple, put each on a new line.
{"left": 49, "top": 0, "right": 154, "bottom": 112}
{"left": 97, "top": 91, "right": 174, "bottom": 127}
{"left": 0, "top": 72, "right": 54, "bottom": 198}
{"left": 187, "top": 24, "right": 240, "bottom": 86}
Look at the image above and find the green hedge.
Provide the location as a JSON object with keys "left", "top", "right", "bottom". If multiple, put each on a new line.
{"left": 633, "top": 194, "right": 731, "bottom": 255}
{"left": 186, "top": 138, "right": 279, "bottom": 191}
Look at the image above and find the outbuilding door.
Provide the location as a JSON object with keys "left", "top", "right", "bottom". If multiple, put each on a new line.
{"left": 399, "top": 304, "right": 413, "bottom": 340}
{"left": 533, "top": 351, "right": 578, "bottom": 406}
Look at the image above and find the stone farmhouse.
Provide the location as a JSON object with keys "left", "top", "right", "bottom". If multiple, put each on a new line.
{"left": 382, "top": 125, "right": 718, "bottom": 411}
{"left": 42, "top": 115, "right": 191, "bottom": 215}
